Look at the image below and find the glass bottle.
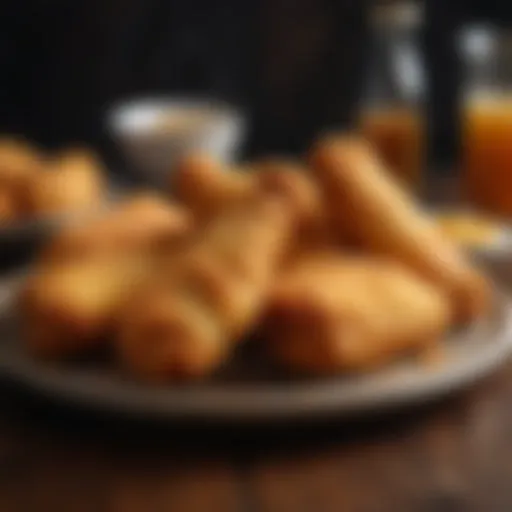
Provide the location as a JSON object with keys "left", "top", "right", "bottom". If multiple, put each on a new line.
{"left": 461, "top": 25, "right": 512, "bottom": 216}
{"left": 359, "top": 2, "right": 425, "bottom": 190}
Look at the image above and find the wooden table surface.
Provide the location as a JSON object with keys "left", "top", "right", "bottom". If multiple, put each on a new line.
{"left": 0, "top": 247, "right": 511, "bottom": 512}
{"left": 1, "top": 365, "right": 512, "bottom": 512}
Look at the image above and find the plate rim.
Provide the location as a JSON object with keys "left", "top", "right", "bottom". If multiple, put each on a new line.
{"left": 1, "top": 274, "right": 511, "bottom": 422}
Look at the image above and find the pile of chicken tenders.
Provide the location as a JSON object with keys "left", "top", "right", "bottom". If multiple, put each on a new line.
{"left": 19, "top": 134, "right": 490, "bottom": 382}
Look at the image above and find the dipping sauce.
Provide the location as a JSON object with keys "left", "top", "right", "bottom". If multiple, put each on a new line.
{"left": 150, "top": 109, "right": 219, "bottom": 138}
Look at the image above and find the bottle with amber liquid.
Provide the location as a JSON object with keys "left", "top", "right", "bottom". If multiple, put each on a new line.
{"left": 359, "top": 2, "right": 424, "bottom": 191}
{"left": 461, "top": 26, "right": 512, "bottom": 217}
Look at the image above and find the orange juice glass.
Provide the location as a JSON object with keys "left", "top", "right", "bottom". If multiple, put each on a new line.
{"left": 463, "top": 94, "right": 512, "bottom": 217}
{"left": 359, "top": 107, "right": 423, "bottom": 190}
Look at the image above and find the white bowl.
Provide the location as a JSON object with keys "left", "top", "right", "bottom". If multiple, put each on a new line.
{"left": 107, "top": 97, "right": 246, "bottom": 186}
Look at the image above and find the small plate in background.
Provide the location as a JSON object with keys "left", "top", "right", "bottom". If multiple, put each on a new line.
{"left": 433, "top": 209, "right": 512, "bottom": 255}
{"left": 0, "top": 186, "right": 123, "bottom": 268}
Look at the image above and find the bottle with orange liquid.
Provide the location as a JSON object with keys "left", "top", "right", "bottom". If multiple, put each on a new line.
{"left": 359, "top": 3, "right": 424, "bottom": 191}
{"left": 463, "top": 94, "right": 512, "bottom": 216}
{"left": 461, "top": 27, "right": 512, "bottom": 217}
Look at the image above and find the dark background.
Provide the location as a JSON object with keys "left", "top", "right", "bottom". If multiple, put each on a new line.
{"left": 1, "top": 0, "right": 512, "bottom": 169}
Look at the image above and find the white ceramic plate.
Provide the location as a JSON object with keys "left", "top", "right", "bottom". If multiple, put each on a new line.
{"left": 0, "top": 274, "right": 511, "bottom": 423}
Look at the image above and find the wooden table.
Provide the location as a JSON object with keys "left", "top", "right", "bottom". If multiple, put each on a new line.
{"left": 0, "top": 365, "right": 512, "bottom": 512}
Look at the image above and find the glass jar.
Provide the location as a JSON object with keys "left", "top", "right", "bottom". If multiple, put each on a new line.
{"left": 461, "top": 26, "right": 512, "bottom": 217}
{"left": 359, "top": 2, "right": 425, "bottom": 190}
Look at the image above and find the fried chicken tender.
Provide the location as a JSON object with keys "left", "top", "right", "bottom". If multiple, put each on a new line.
{"left": 265, "top": 253, "right": 451, "bottom": 374}
{"left": 174, "top": 153, "right": 337, "bottom": 257}
{"left": 173, "top": 153, "right": 256, "bottom": 220}
{"left": 0, "top": 188, "right": 16, "bottom": 224}
{"left": 252, "top": 158, "right": 337, "bottom": 254}
{"left": 20, "top": 254, "right": 155, "bottom": 358}
{"left": 25, "top": 147, "right": 104, "bottom": 216}
{"left": 40, "top": 193, "right": 192, "bottom": 264}
{"left": 309, "top": 135, "right": 490, "bottom": 321}
{"left": 116, "top": 196, "right": 293, "bottom": 381}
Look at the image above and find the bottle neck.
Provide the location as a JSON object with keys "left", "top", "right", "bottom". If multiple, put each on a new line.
{"left": 460, "top": 25, "right": 499, "bottom": 100}
{"left": 365, "top": 3, "right": 424, "bottom": 109}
